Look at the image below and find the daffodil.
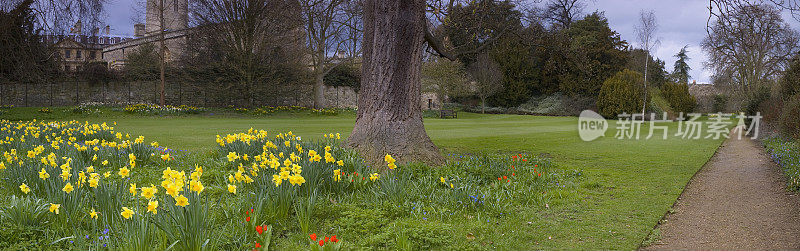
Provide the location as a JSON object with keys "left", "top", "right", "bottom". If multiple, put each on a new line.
{"left": 129, "top": 183, "right": 137, "bottom": 196}
{"left": 175, "top": 194, "right": 189, "bottom": 207}
{"left": 121, "top": 207, "right": 134, "bottom": 219}
{"left": 440, "top": 177, "right": 446, "bottom": 183}
{"left": 227, "top": 152, "right": 239, "bottom": 162}
{"left": 147, "top": 200, "right": 158, "bottom": 214}
{"left": 118, "top": 166, "right": 130, "bottom": 178}
{"left": 141, "top": 185, "right": 157, "bottom": 199}
{"left": 89, "top": 208, "right": 99, "bottom": 219}
{"left": 227, "top": 184, "right": 237, "bottom": 194}
{"left": 62, "top": 182, "right": 74, "bottom": 193}
{"left": 49, "top": 203, "right": 60, "bottom": 214}
{"left": 89, "top": 177, "right": 99, "bottom": 188}
{"left": 19, "top": 183, "right": 30, "bottom": 194}
{"left": 337, "top": 160, "right": 344, "bottom": 166}
{"left": 161, "top": 153, "right": 170, "bottom": 161}
{"left": 369, "top": 173, "right": 379, "bottom": 181}
{"left": 190, "top": 180, "right": 204, "bottom": 193}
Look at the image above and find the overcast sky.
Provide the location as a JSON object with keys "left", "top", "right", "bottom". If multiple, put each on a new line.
{"left": 101, "top": 0, "right": 800, "bottom": 84}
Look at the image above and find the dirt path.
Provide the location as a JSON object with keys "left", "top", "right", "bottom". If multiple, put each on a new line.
{"left": 643, "top": 133, "right": 800, "bottom": 250}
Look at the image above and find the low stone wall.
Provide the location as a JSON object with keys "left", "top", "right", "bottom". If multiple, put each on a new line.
{"left": 0, "top": 81, "right": 359, "bottom": 108}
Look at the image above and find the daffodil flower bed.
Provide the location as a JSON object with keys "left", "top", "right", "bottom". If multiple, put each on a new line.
{"left": 0, "top": 119, "right": 568, "bottom": 250}
{"left": 122, "top": 103, "right": 205, "bottom": 115}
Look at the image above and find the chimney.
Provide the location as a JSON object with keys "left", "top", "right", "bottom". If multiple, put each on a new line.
{"left": 134, "top": 24, "right": 146, "bottom": 37}
{"left": 104, "top": 25, "right": 111, "bottom": 35}
{"left": 91, "top": 27, "right": 99, "bottom": 36}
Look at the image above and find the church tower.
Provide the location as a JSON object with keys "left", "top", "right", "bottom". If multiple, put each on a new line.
{"left": 145, "top": 0, "right": 188, "bottom": 35}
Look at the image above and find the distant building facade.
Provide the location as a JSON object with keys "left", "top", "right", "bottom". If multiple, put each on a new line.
{"left": 44, "top": 24, "right": 132, "bottom": 72}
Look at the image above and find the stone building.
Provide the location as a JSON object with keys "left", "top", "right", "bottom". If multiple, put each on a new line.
{"left": 45, "top": 24, "right": 132, "bottom": 72}
{"left": 102, "top": 0, "right": 189, "bottom": 70}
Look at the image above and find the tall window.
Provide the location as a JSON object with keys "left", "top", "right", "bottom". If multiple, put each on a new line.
{"left": 90, "top": 51, "right": 96, "bottom": 59}
{"left": 174, "top": 0, "right": 178, "bottom": 11}
{"left": 76, "top": 50, "right": 82, "bottom": 59}
{"left": 65, "top": 49, "right": 71, "bottom": 58}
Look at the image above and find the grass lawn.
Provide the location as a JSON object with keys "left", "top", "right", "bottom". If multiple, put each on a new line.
{"left": 1, "top": 108, "right": 725, "bottom": 249}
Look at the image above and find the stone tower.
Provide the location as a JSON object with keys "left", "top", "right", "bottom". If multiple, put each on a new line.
{"left": 145, "top": 0, "right": 188, "bottom": 35}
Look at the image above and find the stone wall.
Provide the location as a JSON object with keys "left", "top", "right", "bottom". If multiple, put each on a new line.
{"left": 0, "top": 81, "right": 359, "bottom": 108}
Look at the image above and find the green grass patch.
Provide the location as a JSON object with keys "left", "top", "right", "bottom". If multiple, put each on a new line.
{"left": 0, "top": 108, "right": 726, "bottom": 249}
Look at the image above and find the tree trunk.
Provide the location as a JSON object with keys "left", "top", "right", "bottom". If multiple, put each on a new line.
{"left": 313, "top": 70, "right": 325, "bottom": 108}
{"left": 641, "top": 51, "right": 648, "bottom": 117}
{"left": 348, "top": 0, "right": 444, "bottom": 167}
{"left": 159, "top": 0, "right": 166, "bottom": 106}
{"left": 481, "top": 97, "right": 486, "bottom": 114}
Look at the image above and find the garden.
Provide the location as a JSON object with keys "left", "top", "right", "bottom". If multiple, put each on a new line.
{"left": 0, "top": 106, "right": 728, "bottom": 250}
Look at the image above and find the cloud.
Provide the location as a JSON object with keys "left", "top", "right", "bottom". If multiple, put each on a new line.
{"left": 586, "top": 0, "right": 713, "bottom": 83}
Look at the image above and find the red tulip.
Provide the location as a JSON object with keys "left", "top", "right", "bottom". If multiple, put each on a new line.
{"left": 318, "top": 240, "right": 325, "bottom": 246}
{"left": 331, "top": 235, "right": 338, "bottom": 243}
{"left": 503, "top": 176, "right": 507, "bottom": 180}
{"left": 497, "top": 177, "right": 501, "bottom": 181}
{"left": 255, "top": 242, "right": 261, "bottom": 248}
{"left": 256, "top": 225, "right": 263, "bottom": 235}
{"left": 325, "top": 236, "right": 330, "bottom": 242}
{"left": 310, "top": 233, "right": 317, "bottom": 241}
{"left": 246, "top": 216, "right": 251, "bottom": 222}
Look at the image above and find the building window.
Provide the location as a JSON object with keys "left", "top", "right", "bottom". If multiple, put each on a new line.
{"left": 90, "top": 51, "right": 96, "bottom": 59}
{"left": 65, "top": 50, "right": 71, "bottom": 58}
{"left": 174, "top": 0, "right": 178, "bottom": 11}
{"left": 76, "top": 50, "right": 82, "bottom": 59}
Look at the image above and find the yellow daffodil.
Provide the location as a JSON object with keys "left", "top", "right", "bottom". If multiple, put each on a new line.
{"left": 141, "top": 185, "right": 157, "bottom": 199}
{"left": 226, "top": 152, "right": 239, "bottom": 162}
{"left": 370, "top": 173, "right": 379, "bottom": 181}
{"left": 89, "top": 177, "right": 99, "bottom": 188}
{"left": 121, "top": 207, "right": 134, "bottom": 219}
{"left": 129, "top": 183, "right": 137, "bottom": 196}
{"left": 62, "top": 182, "right": 74, "bottom": 193}
{"left": 90, "top": 208, "right": 99, "bottom": 219}
{"left": 118, "top": 166, "right": 130, "bottom": 178}
{"left": 161, "top": 153, "right": 170, "bottom": 161}
{"left": 49, "top": 203, "right": 60, "bottom": 214}
{"left": 190, "top": 180, "right": 204, "bottom": 193}
{"left": 147, "top": 200, "right": 158, "bottom": 214}
{"left": 19, "top": 183, "right": 30, "bottom": 194}
{"left": 227, "top": 184, "right": 237, "bottom": 194}
{"left": 337, "top": 160, "right": 344, "bottom": 166}
{"left": 440, "top": 177, "right": 446, "bottom": 184}
{"left": 175, "top": 194, "right": 189, "bottom": 207}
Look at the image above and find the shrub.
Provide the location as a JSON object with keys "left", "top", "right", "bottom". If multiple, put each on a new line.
{"left": 596, "top": 69, "right": 646, "bottom": 118}
{"left": 324, "top": 64, "right": 361, "bottom": 92}
{"left": 647, "top": 87, "right": 673, "bottom": 116}
{"left": 745, "top": 85, "right": 771, "bottom": 116}
{"left": 712, "top": 94, "right": 728, "bottom": 112}
{"left": 661, "top": 82, "right": 696, "bottom": 113}
{"left": 780, "top": 94, "right": 800, "bottom": 139}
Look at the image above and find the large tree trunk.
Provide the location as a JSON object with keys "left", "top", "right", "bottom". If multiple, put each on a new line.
{"left": 313, "top": 68, "right": 325, "bottom": 108}
{"left": 348, "top": 0, "right": 444, "bottom": 166}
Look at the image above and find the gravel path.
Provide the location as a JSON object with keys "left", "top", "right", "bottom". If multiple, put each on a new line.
{"left": 642, "top": 134, "right": 800, "bottom": 250}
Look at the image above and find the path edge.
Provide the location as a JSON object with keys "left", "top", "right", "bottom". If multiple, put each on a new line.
{"left": 636, "top": 137, "right": 731, "bottom": 249}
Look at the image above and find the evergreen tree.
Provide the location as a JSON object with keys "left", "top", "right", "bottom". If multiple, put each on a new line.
{"left": 672, "top": 45, "right": 691, "bottom": 84}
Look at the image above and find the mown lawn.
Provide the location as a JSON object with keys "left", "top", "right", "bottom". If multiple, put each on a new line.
{"left": 2, "top": 108, "right": 724, "bottom": 249}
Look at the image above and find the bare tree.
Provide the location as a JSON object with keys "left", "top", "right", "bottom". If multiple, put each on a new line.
{"left": 189, "top": 0, "right": 306, "bottom": 107}
{"left": 299, "top": 0, "right": 361, "bottom": 109}
{"left": 468, "top": 52, "right": 503, "bottom": 113}
{"left": 703, "top": 3, "right": 798, "bottom": 98}
{"left": 537, "top": 0, "right": 589, "bottom": 29}
{"left": 634, "top": 9, "right": 658, "bottom": 115}
{"left": 421, "top": 58, "right": 471, "bottom": 107}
